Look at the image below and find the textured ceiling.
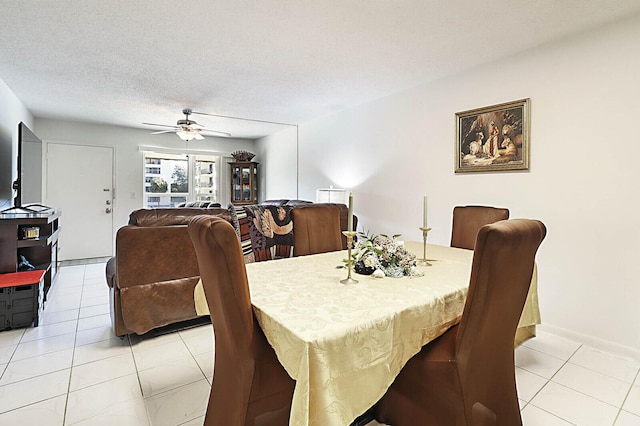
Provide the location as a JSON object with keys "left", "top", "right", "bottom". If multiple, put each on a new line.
{"left": 1, "top": 1, "right": 639, "bottom": 139}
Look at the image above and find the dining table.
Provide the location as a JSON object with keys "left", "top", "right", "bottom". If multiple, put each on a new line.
{"left": 233, "top": 241, "right": 541, "bottom": 426}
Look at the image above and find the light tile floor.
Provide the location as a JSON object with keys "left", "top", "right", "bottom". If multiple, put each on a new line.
{"left": 1, "top": 261, "right": 639, "bottom": 425}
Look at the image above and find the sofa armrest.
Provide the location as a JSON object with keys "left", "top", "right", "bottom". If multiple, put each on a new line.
{"left": 105, "top": 257, "right": 117, "bottom": 288}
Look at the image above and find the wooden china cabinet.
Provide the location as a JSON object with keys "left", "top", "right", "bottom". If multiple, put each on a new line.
{"left": 229, "top": 161, "right": 259, "bottom": 205}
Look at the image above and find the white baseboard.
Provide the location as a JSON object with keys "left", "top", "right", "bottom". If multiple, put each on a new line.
{"left": 538, "top": 323, "right": 640, "bottom": 363}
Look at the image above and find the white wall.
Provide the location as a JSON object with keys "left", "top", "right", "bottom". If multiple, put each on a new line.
{"left": 34, "top": 118, "right": 256, "bottom": 234}
{"left": 254, "top": 125, "right": 298, "bottom": 201}
{"left": 296, "top": 16, "right": 640, "bottom": 355}
{"left": 6, "top": 14, "right": 638, "bottom": 355}
{"left": 0, "top": 77, "right": 33, "bottom": 209}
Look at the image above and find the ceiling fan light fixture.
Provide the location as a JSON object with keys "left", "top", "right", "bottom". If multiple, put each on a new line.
{"left": 176, "top": 129, "right": 198, "bottom": 141}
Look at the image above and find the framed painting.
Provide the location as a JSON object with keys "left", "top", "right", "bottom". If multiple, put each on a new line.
{"left": 455, "top": 98, "right": 530, "bottom": 173}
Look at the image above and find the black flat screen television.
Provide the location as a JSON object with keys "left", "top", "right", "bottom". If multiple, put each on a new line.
{"left": 6, "top": 122, "right": 46, "bottom": 213}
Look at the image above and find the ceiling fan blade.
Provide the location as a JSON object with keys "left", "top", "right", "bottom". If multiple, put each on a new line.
{"left": 142, "top": 122, "right": 178, "bottom": 129}
{"left": 194, "top": 133, "right": 205, "bottom": 140}
{"left": 190, "top": 111, "right": 216, "bottom": 117}
{"left": 192, "top": 110, "right": 295, "bottom": 127}
{"left": 201, "top": 128, "right": 232, "bottom": 137}
{"left": 144, "top": 115, "right": 230, "bottom": 138}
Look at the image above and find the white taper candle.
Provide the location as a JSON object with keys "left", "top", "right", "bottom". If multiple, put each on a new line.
{"left": 423, "top": 195, "right": 428, "bottom": 228}
{"left": 348, "top": 192, "right": 354, "bottom": 232}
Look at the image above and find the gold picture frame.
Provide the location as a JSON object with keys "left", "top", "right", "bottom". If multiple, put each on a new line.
{"left": 455, "top": 98, "right": 530, "bottom": 173}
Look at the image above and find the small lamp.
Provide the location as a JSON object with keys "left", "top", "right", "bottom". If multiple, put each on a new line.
{"left": 316, "top": 186, "right": 349, "bottom": 204}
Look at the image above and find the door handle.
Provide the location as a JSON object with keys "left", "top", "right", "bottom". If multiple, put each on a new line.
{"left": 105, "top": 208, "right": 112, "bottom": 214}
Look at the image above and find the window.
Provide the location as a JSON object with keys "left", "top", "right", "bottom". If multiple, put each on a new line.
{"left": 147, "top": 196, "right": 160, "bottom": 206}
{"left": 194, "top": 157, "right": 217, "bottom": 203}
{"left": 143, "top": 151, "right": 219, "bottom": 208}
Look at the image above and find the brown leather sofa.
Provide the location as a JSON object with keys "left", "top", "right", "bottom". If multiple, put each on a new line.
{"left": 106, "top": 207, "right": 232, "bottom": 337}
{"left": 106, "top": 202, "right": 356, "bottom": 337}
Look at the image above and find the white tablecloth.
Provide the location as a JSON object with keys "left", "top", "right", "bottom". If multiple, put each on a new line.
{"left": 195, "top": 242, "right": 540, "bottom": 426}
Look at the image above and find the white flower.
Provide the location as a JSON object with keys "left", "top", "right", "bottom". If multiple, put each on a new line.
{"left": 363, "top": 255, "right": 378, "bottom": 268}
{"left": 355, "top": 232, "right": 419, "bottom": 278}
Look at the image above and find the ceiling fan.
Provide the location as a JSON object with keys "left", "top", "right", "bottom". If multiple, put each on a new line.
{"left": 143, "top": 108, "right": 231, "bottom": 141}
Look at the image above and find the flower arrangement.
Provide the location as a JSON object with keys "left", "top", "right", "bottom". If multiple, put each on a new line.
{"left": 347, "top": 232, "right": 423, "bottom": 278}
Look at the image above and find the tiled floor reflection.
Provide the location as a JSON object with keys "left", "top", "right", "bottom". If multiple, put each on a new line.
{"left": 0, "top": 261, "right": 638, "bottom": 425}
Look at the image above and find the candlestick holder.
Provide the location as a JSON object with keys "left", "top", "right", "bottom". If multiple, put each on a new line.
{"left": 340, "top": 231, "right": 359, "bottom": 284}
{"left": 417, "top": 227, "right": 432, "bottom": 266}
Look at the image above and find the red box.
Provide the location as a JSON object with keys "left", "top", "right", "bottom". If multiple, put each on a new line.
{"left": 0, "top": 271, "right": 45, "bottom": 330}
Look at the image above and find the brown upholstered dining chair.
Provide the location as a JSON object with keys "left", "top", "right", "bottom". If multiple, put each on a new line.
{"left": 450, "top": 205, "right": 510, "bottom": 250}
{"left": 291, "top": 205, "right": 343, "bottom": 256}
{"left": 375, "top": 219, "right": 546, "bottom": 426}
{"left": 188, "top": 216, "right": 295, "bottom": 426}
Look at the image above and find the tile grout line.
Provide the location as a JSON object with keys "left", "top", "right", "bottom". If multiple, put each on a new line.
{"left": 63, "top": 262, "right": 87, "bottom": 426}
{"left": 4, "top": 260, "right": 638, "bottom": 425}
{"left": 519, "top": 342, "right": 587, "bottom": 424}
{"left": 614, "top": 368, "right": 640, "bottom": 424}
{"left": 540, "top": 342, "right": 635, "bottom": 421}
{"left": 524, "top": 404, "right": 578, "bottom": 425}
{"left": 178, "top": 328, "right": 211, "bottom": 382}
{"left": 521, "top": 341, "right": 638, "bottom": 388}
{"left": 0, "top": 262, "right": 88, "bottom": 419}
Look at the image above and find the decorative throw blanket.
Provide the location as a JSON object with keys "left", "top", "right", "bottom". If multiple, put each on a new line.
{"left": 228, "top": 204, "right": 294, "bottom": 263}
{"left": 196, "top": 204, "right": 295, "bottom": 315}
{"left": 244, "top": 205, "right": 294, "bottom": 261}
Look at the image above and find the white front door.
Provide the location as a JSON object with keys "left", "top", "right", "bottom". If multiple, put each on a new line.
{"left": 46, "top": 143, "right": 114, "bottom": 260}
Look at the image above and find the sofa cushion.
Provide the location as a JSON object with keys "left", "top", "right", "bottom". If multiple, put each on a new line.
{"left": 284, "top": 199, "right": 313, "bottom": 206}
{"left": 180, "top": 201, "right": 222, "bottom": 208}
{"left": 260, "top": 199, "right": 313, "bottom": 206}
{"left": 259, "top": 199, "right": 289, "bottom": 206}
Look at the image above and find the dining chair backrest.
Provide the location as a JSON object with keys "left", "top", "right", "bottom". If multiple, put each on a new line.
{"left": 455, "top": 218, "right": 546, "bottom": 423}
{"left": 450, "top": 205, "right": 510, "bottom": 250}
{"left": 374, "top": 218, "right": 545, "bottom": 426}
{"left": 291, "top": 205, "right": 343, "bottom": 256}
{"left": 188, "top": 216, "right": 294, "bottom": 425}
